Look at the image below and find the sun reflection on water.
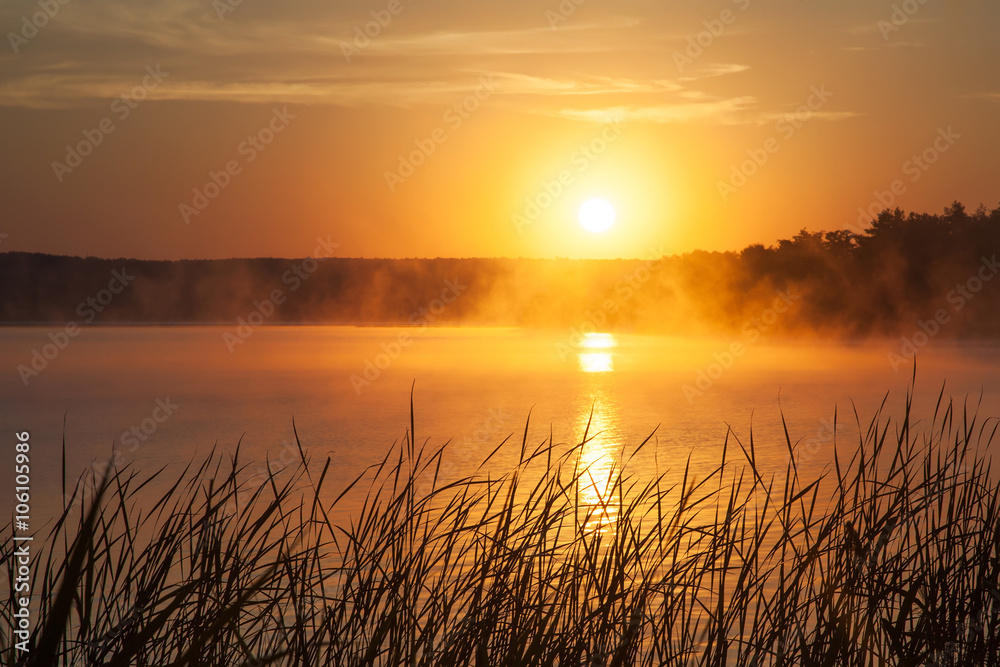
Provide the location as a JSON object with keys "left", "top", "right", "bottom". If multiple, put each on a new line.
{"left": 578, "top": 333, "right": 617, "bottom": 373}
{"left": 575, "top": 394, "right": 622, "bottom": 533}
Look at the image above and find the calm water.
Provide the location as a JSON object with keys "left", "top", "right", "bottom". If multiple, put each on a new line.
{"left": 2, "top": 326, "right": 999, "bottom": 526}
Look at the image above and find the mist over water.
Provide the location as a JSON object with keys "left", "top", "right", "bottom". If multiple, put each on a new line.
{"left": 2, "top": 326, "right": 998, "bottom": 526}
{"left": 5, "top": 206, "right": 1000, "bottom": 342}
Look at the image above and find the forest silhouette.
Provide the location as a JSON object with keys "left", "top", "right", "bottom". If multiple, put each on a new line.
{"left": 2, "top": 202, "right": 999, "bottom": 338}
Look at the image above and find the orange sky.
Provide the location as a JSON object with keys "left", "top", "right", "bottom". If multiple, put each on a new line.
{"left": 1, "top": 0, "right": 998, "bottom": 259}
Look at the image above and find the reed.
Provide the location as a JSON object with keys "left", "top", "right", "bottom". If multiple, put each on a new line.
{"left": 3, "top": 382, "right": 1000, "bottom": 666}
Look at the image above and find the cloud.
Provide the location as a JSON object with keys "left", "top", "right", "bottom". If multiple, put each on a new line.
{"left": 360, "top": 21, "right": 645, "bottom": 57}
{"left": 677, "top": 63, "right": 750, "bottom": 82}
{"left": 840, "top": 42, "right": 926, "bottom": 51}
{"left": 476, "top": 72, "right": 684, "bottom": 97}
{"left": 554, "top": 100, "right": 864, "bottom": 126}
{"left": 0, "top": 0, "right": 860, "bottom": 128}
{"left": 754, "top": 110, "right": 865, "bottom": 124}
{"left": 0, "top": 5, "right": 672, "bottom": 109}
{"left": 0, "top": 0, "right": 742, "bottom": 113}
{"left": 0, "top": 67, "right": 692, "bottom": 109}
{"left": 554, "top": 98, "right": 758, "bottom": 125}
{"left": 847, "top": 17, "right": 941, "bottom": 36}
{"left": 965, "top": 92, "right": 1000, "bottom": 102}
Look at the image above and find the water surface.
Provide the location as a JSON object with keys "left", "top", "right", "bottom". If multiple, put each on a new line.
{"left": 2, "top": 326, "right": 998, "bottom": 525}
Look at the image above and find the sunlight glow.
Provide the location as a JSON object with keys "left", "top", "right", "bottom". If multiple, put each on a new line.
{"left": 575, "top": 398, "right": 621, "bottom": 533}
{"left": 578, "top": 333, "right": 616, "bottom": 372}
{"left": 579, "top": 352, "right": 614, "bottom": 373}
{"left": 579, "top": 198, "right": 616, "bottom": 233}
{"left": 580, "top": 333, "right": 617, "bottom": 349}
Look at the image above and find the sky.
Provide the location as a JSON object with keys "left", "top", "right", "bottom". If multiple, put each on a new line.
{"left": 0, "top": 0, "right": 998, "bottom": 260}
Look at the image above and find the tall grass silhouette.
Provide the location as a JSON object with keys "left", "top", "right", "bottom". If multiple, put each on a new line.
{"left": 3, "top": 382, "right": 1000, "bottom": 666}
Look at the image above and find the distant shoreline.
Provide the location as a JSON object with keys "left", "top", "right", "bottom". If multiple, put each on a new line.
{"left": 4, "top": 206, "right": 1000, "bottom": 338}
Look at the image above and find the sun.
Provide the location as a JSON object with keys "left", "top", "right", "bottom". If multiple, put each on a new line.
{"left": 579, "top": 198, "right": 616, "bottom": 233}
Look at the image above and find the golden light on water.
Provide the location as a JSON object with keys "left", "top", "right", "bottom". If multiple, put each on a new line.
{"left": 578, "top": 333, "right": 617, "bottom": 373}
{"left": 579, "top": 353, "right": 613, "bottom": 373}
{"left": 574, "top": 376, "right": 622, "bottom": 532}
{"left": 580, "top": 333, "right": 616, "bottom": 349}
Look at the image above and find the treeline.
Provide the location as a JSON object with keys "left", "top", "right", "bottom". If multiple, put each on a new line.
{"left": 1, "top": 202, "right": 999, "bottom": 337}
{"left": 657, "top": 201, "right": 1000, "bottom": 338}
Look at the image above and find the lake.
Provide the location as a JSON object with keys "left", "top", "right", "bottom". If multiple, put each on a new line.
{"left": 3, "top": 326, "right": 1000, "bottom": 526}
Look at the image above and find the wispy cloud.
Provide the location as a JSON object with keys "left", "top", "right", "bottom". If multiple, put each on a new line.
{"left": 0, "top": 8, "right": 666, "bottom": 108}
{"left": 554, "top": 98, "right": 758, "bottom": 125}
{"left": 841, "top": 42, "right": 926, "bottom": 51}
{"left": 678, "top": 63, "right": 750, "bottom": 82}
{"left": 554, "top": 101, "right": 864, "bottom": 126}
{"left": 847, "top": 17, "right": 942, "bottom": 36}
{"left": 360, "top": 23, "right": 644, "bottom": 57}
{"left": 965, "top": 92, "right": 1000, "bottom": 102}
{"left": 0, "top": 0, "right": 867, "bottom": 127}
{"left": 478, "top": 72, "right": 684, "bottom": 97}
{"left": 755, "top": 110, "right": 865, "bottom": 124}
